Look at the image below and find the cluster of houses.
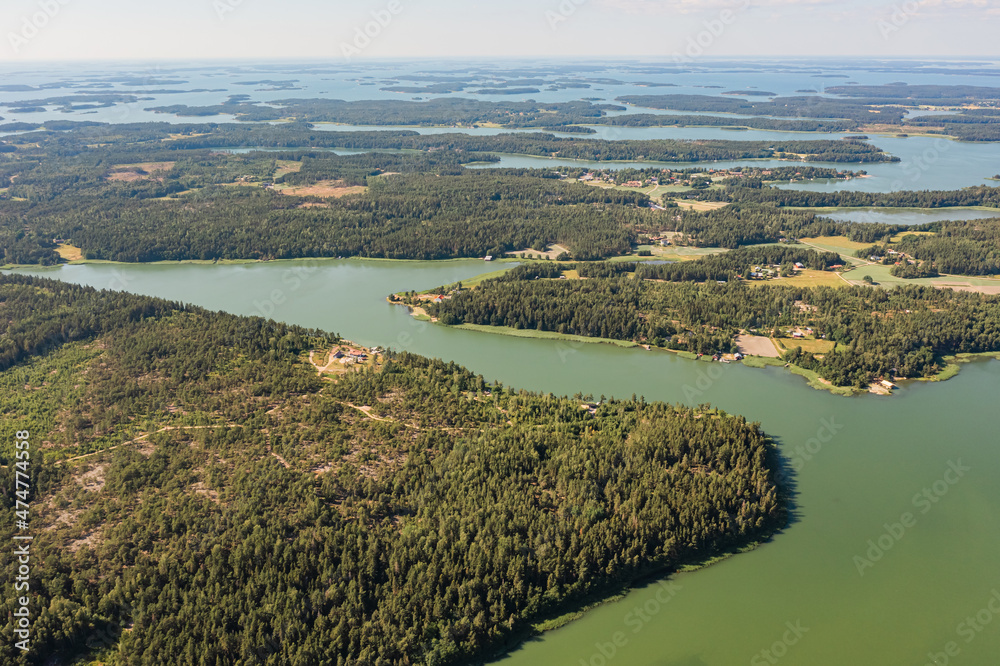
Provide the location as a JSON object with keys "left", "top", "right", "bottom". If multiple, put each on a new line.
{"left": 332, "top": 347, "right": 375, "bottom": 364}
{"left": 572, "top": 167, "right": 833, "bottom": 190}
{"left": 572, "top": 167, "right": 856, "bottom": 190}
{"left": 869, "top": 249, "right": 902, "bottom": 263}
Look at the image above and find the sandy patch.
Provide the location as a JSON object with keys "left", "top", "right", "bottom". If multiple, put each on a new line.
{"left": 736, "top": 334, "right": 781, "bottom": 358}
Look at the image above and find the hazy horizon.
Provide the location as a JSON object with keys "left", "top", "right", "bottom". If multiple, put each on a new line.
{"left": 3, "top": 0, "right": 1000, "bottom": 63}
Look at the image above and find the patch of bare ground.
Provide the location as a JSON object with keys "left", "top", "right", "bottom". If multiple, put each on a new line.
{"left": 67, "top": 531, "right": 101, "bottom": 553}
{"left": 48, "top": 507, "right": 84, "bottom": 530}
{"left": 275, "top": 180, "right": 368, "bottom": 198}
{"left": 504, "top": 244, "right": 570, "bottom": 260}
{"left": 935, "top": 283, "right": 1000, "bottom": 295}
{"left": 190, "top": 481, "right": 220, "bottom": 503}
{"left": 107, "top": 161, "right": 175, "bottom": 182}
{"left": 736, "top": 334, "right": 781, "bottom": 358}
{"left": 78, "top": 464, "right": 107, "bottom": 492}
{"left": 673, "top": 200, "right": 730, "bottom": 212}
{"left": 869, "top": 382, "right": 893, "bottom": 396}
{"left": 343, "top": 448, "right": 408, "bottom": 480}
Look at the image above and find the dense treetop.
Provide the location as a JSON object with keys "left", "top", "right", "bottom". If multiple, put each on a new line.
{"left": 0, "top": 274, "right": 785, "bottom": 665}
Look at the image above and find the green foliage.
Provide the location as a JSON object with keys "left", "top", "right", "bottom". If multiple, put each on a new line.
{"left": 431, "top": 273, "right": 1000, "bottom": 387}
{"left": 0, "top": 274, "right": 784, "bottom": 665}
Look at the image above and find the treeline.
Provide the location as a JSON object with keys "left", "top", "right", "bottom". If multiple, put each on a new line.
{"left": 639, "top": 205, "right": 903, "bottom": 248}
{"left": 146, "top": 96, "right": 623, "bottom": 128}
{"left": 485, "top": 245, "right": 839, "bottom": 284}
{"left": 634, "top": 246, "right": 841, "bottom": 282}
{"left": 5, "top": 121, "right": 899, "bottom": 165}
{"left": 0, "top": 274, "right": 785, "bottom": 665}
{"left": 597, "top": 113, "right": 858, "bottom": 133}
{"left": 697, "top": 183, "right": 1000, "bottom": 209}
{"left": 616, "top": 94, "right": 908, "bottom": 124}
{"left": 429, "top": 274, "right": 1000, "bottom": 387}
{"left": 616, "top": 87, "right": 1000, "bottom": 142}
{"left": 874, "top": 220, "right": 1000, "bottom": 276}
{"left": 0, "top": 122, "right": 902, "bottom": 264}
{"left": 2, "top": 172, "right": 648, "bottom": 263}
{"left": 172, "top": 129, "right": 896, "bottom": 164}
{"left": 562, "top": 165, "right": 862, "bottom": 186}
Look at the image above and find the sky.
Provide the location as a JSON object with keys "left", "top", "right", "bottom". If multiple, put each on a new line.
{"left": 1, "top": 0, "right": 999, "bottom": 62}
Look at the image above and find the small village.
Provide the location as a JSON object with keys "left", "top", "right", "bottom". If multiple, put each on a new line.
{"left": 570, "top": 166, "right": 859, "bottom": 190}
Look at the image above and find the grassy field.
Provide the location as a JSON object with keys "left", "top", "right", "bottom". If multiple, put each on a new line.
{"left": 798, "top": 236, "right": 870, "bottom": 253}
{"left": 580, "top": 180, "right": 686, "bottom": 200}
{"left": 608, "top": 246, "right": 729, "bottom": 263}
{"left": 841, "top": 263, "right": 1000, "bottom": 290}
{"left": 772, "top": 337, "right": 836, "bottom": 354}
{"left": 454, "top": 267, "right": 515, "bottom": 288}
{"left": 273, "top": 160, "right": 303, "bottom": 179}
{"left": 888, "top": 230, "right": 935, "bottom": 243}
{"left": 673, "top": 199, "right": 730, "bottom": 212}
{"left": 758, "top": 269, "right": 846, "bottom": 288}
{"left": 55, "top": 244, "right": 84, "bottom": 262}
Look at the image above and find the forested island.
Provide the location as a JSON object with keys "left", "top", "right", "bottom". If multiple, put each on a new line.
{"left": 409, "top": 258, "right": 1000, "bottom": 391}
{"left": 618, "top": 85, "right": 1000, "bottom": 140}
{"left": 0, "top": 274, "right": 785, "bottom": 665}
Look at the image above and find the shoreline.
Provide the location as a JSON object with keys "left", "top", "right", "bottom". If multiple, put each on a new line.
{"left": 394, "top": 303, "right": 1000, "bottom": 398}
{"left": 1, "top": 255, "right": 522, "bottom": 271}
{"left": 485, "top": 537, "right": 773, "bottom": 662}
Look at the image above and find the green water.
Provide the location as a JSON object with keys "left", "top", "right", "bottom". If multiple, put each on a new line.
{"left": 12, "top": 260, "right": 1000, "bottom": 666}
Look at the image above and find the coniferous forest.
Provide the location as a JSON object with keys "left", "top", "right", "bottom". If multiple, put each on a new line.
{"left": 0, "top": 274, "right": 785, "bottom": 665}
{"left": 426, "top": 265, "right": 1000, "bottom": 387}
